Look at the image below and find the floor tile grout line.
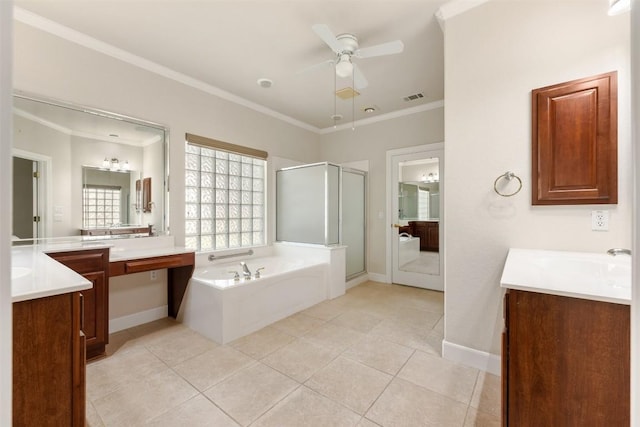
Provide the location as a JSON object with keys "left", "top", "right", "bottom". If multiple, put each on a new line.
{"left": 89, "top": 282, "right": 498, "bottom": 426}
{"left": 360, "top": 347, "right": 417, "bottom": 421}
{"left": 246, "top": 383, "right": 305, "bottom": 427}
{"left": 199, "top": 389, "right": 246, "bottom": 426}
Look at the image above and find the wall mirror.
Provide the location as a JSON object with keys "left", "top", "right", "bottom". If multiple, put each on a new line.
{"left": 12, "top": 93, "right": 168, "bottom": 241}
{"left": 392, "top": 155, "right": 442, "bottom": 288}
{"left": 398, "top": 160, "right": 440, "bottom": 221}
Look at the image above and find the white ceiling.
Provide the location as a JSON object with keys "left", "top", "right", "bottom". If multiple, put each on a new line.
{"left": 14, "top": 1, "right": 447, "bottom": 132}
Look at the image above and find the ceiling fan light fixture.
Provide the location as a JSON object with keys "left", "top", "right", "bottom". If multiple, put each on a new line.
{"left": 335, "top": 54, "right": 353, "bottom": 78}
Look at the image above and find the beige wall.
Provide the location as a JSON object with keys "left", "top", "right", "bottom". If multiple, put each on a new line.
{"left": 13, "top": 22, "right": 322, "bottom": 321}
{"left": 443, "top": 0, "right": 631, "bottom": 355}
{"left": 320, "top": 108, "right": 445, "bottom": 276}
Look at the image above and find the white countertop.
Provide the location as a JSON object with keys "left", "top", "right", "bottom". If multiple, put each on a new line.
{"left": 12, "top": 235, "right": 194, "bottom": 302}
{"left": 500, "top": 248, "right": 631, "bottom": 305}
{"left": 12, "top": 246, "right": 92, "bottom": 303}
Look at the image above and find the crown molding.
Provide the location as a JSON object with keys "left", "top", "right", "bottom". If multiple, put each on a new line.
{"left": 14, "top": 6, "right": 443, "bottom": 136}
{"left": 435, "top": 0, "right": 491, "bottom": 31}
{"left": 13, "top": 7, "right": 321, "bottom": 134}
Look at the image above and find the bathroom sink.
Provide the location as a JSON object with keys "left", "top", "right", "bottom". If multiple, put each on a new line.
{"left": 11, "top": 267, "right": 32, "bottom": 280}
{"left": 501, "top": 248, "right": 631, "bottom": 304}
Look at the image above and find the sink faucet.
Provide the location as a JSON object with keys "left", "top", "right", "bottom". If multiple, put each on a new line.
{"left": 607, "top": 248, "right": 631, "bottom": 256}
{"left": 240, "top": 262, "right": 252, "bottom": 279}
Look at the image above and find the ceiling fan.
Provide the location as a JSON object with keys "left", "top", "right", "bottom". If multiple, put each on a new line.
{"left": 307, "top": 24, "right": 404, "bottom": 90}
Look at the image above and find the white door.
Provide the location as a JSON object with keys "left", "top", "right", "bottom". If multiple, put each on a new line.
{"left": 388, "top": 144, "right": 443, "bottom": 291}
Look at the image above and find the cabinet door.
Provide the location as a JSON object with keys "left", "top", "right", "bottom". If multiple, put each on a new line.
{"left": 74, "top": 293, "right": 86, "bottom": 426}
{"left": 47, "top": 248, "right": 109, "bottom": 360}
{"left": 13, "top": 292, "right": 85, "bottom": 425}
{"left": 426, "top": 222, "right": 439, "bottom": 251}
{"left": 532, "top": 72, "right": 617, "bottom": 205}
{"left": 507, "top": 290, "right": 629, "bottom": 426}
{"left": 83, "top": 270, "right": 107, "bottom": 358}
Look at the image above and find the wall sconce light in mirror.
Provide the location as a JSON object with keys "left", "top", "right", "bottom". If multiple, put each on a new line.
{"left": 101, "top": 157, "right": 129, "bottom": 171}
{"left": 421, "top": 172, "right": 439, "bottom": 183}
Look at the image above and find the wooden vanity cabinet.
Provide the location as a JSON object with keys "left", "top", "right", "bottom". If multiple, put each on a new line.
{"left": 408, "top": 221, "right": 439, "bottom": 251}
{"left": 13, "top": 291, "right": 85, "bottom": 425}
{"left": 48, "top": 248, "right": 109, "bottom": 360}
{"left": 502, "top": 289, "right": 629, "bottom": 426}
{"left": 109, "top": 252, "right": 195, "bottom": 318}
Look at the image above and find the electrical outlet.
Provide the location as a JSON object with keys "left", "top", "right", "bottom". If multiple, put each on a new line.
{"left": 150, "top": 270, "right": 158, "bottom": 281}
{"left": 591, "top": 210, "right": 609, "bottom": 231}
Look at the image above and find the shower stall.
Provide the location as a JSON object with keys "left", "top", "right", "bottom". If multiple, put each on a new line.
{"left": 276, "top": 162, "right": 366, "bottom": 280}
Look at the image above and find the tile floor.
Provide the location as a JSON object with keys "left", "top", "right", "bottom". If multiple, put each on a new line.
{"left": 400, "top": 251, "right": 440, "bottom": 275}
{"left": 86, "top": 281, "right": 500, "bottom": 426}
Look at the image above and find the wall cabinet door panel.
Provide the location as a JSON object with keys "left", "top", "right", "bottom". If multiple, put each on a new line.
{"left": 532, "top": 71, "right": 617, "bottom": 205}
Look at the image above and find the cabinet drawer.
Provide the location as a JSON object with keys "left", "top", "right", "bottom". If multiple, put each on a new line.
{"left": 48, "top": 249, "right": 109, "bottom": 274}
{"left": 110, "top": 253, "right": 194, "bottom": 276}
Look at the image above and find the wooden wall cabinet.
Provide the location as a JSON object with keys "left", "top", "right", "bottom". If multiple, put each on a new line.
{"left": 502, "top": 289, "right": 629, "bottom": 426}
{"left": 532, "top": 71, "right": 617, "bottom": 205}
{"left": 13, "top": 292, "right": 85, "bottom": 425}
{"left": 48, "top": 248, "right": 110, "bottom": 360}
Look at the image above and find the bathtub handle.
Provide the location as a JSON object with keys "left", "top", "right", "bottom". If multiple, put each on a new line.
{"left": 254, "top": 267, "right": 265, "bottom": 279}
{"left": 228, "top": 271, "right": 240, "bottom": 281}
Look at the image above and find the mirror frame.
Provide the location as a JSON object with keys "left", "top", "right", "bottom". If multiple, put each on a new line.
{"left": 12, "top": 91, "right": 170, "bottom": 241}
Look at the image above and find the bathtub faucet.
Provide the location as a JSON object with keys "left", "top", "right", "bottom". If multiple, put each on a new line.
{"left": 607, "top": 248, "right": 631, "bottom": 256}
{"left": 240, "top": 262, "right": 252, "bottom": 279}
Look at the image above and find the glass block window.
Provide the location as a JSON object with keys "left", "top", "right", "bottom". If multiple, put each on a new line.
{"left": 82, "top": 186, "right": 121, "bottom": 228}
{"left": 185, "top": 143, "right": 266, "bottom": 252}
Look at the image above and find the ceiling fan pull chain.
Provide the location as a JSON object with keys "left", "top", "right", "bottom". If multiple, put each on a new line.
{"left": 334, "top": 65, "right": 337, "bottom": 128}
{"left": 352, "top": 66, "right": 356, "bottom": 131}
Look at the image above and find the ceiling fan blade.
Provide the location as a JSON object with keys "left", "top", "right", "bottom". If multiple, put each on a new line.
{"left": 352, "top": 63, "right": 369, "bottom": 90}
{"left": 297, "top": 59, "right": 335, "bottom": 75}
{"left": 312, "top": 24, "right": 343, "bottom": 53}
{"left": 355, "top": 40, "right": 404, "bottom": 58}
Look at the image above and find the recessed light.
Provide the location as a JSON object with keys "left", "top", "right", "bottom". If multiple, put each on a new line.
{"left": 257, "top": 78, "right": 273, "bottom": 88}
{"left": 363, "top": 107, "right": 376, "bottom": 113}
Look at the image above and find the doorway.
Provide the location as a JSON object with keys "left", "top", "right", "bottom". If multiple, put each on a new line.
{"left": 387, "top": 143, "right": 444, "bottom": 291}
{"left": 12, "top": 149, "right": 50, "bottom": 241}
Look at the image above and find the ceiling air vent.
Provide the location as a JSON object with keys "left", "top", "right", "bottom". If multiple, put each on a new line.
{"left": 403, "top": 92, "right": 425, "bottom": 102}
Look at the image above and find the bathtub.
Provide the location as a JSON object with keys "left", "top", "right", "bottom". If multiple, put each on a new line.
{"left": 399, "top": 235, "right": 420, "bottom": 266}
{"left": 178, "top": 255, "right": 329, "bottom": 344}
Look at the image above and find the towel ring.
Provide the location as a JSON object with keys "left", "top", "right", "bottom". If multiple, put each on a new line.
{"left": 494, "top": 172, "right": 522, "bottom": 197}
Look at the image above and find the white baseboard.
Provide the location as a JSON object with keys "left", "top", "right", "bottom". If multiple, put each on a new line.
{"left": 367, "top": 272, "right": 388, "bottom": 283}
{"left": 346, "top": 274, "right": 369, "bottom": 289}
{"left": 110, "top": 305, "right": 168, "bottom": 333}
{"left": 442, "top": 339, "right": 501, "bottom": 376}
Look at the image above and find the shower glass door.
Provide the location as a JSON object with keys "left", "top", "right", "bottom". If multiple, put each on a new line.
{"left": 342, "top": 168, "right": 366, "bottom": 280}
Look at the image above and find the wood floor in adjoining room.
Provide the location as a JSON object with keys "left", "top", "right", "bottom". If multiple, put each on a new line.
{"left": 86, "top": 281, "right": 500, "bottom": 426}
